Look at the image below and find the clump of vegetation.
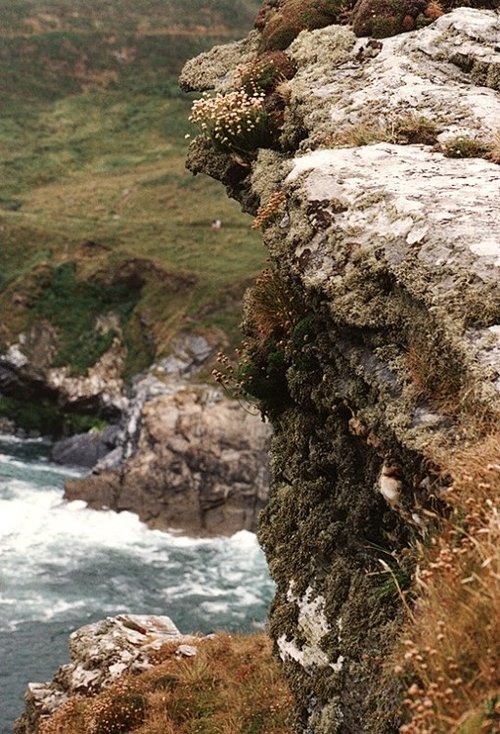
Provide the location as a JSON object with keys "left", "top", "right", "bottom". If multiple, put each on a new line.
{"left": 257, "top": 0, "right": 350, "bottom": 51}
{"left": 39, "top": 633, "right": 294, "bottom": 734}
{"left": 239, "top": 51, "right": 297, "bottom": 94}
{"left": 189, "top": 89, "right": 281, "bottom": 156}
{"left": 252, "top": 190, "right": 287, "bottom": 229}
{"left": 352, "top": 0, "right": 428, "bottom": 38}
{"left": 326, "top": 112, "right": 439, "bottom": 147}
{"left": 394, "top": 434, "right": 500, "bottom": 734}
{"left": 405, "top": 329, "right": 464, "bottom": 412}
{"left": 442, "top": 136, "right": 490, "bottom": 159}
{"left": 351, "top": 0, "right": 497, "bottom": 39}
{"left": 213, "top": 268, "right": 313, "bottom": 409}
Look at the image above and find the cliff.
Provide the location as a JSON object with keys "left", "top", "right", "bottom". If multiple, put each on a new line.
{"left": 181, "top": 4, "right": 500, "bottom": 732}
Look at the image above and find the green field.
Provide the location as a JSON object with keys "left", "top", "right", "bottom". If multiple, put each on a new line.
{"left": 0, "top": 0, "right": 264, "bottom": 377}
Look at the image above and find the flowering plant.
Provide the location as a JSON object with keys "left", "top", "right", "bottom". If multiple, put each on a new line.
{"left": 189, "top": 90, "right": 277, "bottom": 155}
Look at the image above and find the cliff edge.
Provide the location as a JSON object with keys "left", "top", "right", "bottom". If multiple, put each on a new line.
{"left": 182, "top": 5, "right": 500, "bottom": 732}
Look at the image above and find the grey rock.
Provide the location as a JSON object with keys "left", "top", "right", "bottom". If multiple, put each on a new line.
{"left": 181, "top": 8, "right": 500, "bottom": 733}
{"left": 51, "top": 426, "right": 120, "bottom": 468}
{"left": 64, "top": 376, "right": 272, "bottom": 537}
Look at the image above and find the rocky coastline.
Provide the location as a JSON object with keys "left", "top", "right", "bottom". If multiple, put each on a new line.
{"left": 1, "top": 332, "right": 271, "bottom": 537}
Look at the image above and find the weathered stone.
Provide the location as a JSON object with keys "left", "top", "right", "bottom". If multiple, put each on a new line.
{"left": 13, "top": 614, "right": 203, "bottom": 734}
{"left": 65, "top": 373, "right": 272, "bottom": 537}
{"left": 51, "top": 425, "right": 120, "bottom": 468}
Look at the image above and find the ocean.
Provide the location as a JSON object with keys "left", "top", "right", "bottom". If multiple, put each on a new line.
{"left": 0, "top": 435, "right": 274, "bottom": 733}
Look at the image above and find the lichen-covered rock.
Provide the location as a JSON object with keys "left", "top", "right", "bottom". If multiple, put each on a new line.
{"left": 182, "top": 7, "right": 500, "bottom": 732}
{"left": 64, "top": 371, "right": 272, "bottom": 537}
{"left": 13, "top": 615, "right": 202, "bottom": 734}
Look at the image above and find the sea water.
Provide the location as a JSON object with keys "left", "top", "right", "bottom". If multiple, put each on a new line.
{"left": 0, "top": 436, "right": 275, "bottom": 733}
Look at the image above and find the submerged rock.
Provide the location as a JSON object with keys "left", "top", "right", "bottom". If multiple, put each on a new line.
{"left": 13, "top": 614, "right": 202, "bottom": 734}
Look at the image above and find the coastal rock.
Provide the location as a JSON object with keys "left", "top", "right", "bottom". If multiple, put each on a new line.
{"left": 65, "top": 371, "right": 272, "bottom": 537}
{"left": 182, "top": 7, "right": 500, "bottom": 732}
{"left": 13, "top": 614, "right": 203, "bottom": 734}
{"left": 0, "top": 320, "right": 127, "bottom": 418}
{"left": 51, "top": 426, "right": 120, "bottom": 468}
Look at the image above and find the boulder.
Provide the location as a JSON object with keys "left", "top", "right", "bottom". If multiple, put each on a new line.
{"left": 51, "top": 426, "right": 120, "bottom": 468}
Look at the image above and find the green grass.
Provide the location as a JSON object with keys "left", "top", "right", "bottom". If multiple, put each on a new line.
{"left": 0, "top": 0, "right": 264, "bottom": 377}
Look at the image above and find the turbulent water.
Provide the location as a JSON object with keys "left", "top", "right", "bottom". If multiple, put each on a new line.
{"left": 0, "top": 436, "right": 275, "bottom": 733}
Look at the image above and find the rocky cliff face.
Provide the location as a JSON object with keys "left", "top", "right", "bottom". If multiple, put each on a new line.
{"left": 182, "top": 6, "right": 500, "bottom": 732}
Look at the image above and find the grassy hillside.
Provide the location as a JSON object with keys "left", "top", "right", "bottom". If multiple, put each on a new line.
{"left": 0, "top": 0, "right": 264, "bottom": 380}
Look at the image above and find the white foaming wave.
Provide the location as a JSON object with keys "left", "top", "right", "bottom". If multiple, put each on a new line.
{"left": 0, "top": 435, "right": 47, "bottom": 445}
{"left": 0, "top": 455, "right": 83, "bottom": 478}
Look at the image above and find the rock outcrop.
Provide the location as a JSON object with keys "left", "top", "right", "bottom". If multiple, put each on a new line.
{"left": 64, "top": 335, "right": 272, "bottom": 537}
{"left": 183, "top": 7, "right": 500, "bottom": 732}
{"left": 0, "top": 321, "right": 127, "bottom": 418}
{"left": 13, "top": 614, "right": 203, "bottom": 734}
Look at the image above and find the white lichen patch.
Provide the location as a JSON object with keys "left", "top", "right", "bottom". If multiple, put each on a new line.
{"left": 279, "top": 583, "right": 346, "bottom": 671}
{"left": 469, "top": 238, "right": 500, "bottom": 266}
{"left": 287, "top": 143, "right": 500, "bottom": 286}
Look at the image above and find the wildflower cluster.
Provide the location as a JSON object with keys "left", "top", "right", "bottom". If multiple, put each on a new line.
{"left": 189, "top": 90, "right": 277, "bottom": 156}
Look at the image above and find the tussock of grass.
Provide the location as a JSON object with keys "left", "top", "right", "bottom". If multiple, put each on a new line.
{"left": 395, "top": 435, "right": 500, "bottom": 733}
{"left": 39, "top": 633, "right": 294, "bottom": 734}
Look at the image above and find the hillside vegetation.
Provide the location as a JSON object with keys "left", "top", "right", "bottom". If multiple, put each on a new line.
{"left": 0, "top": 0, "right": 264, "bottom": 380}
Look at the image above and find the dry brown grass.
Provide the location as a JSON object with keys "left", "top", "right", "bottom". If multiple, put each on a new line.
{"left": 39, "top": 633, "right": 294, "bottom": 734}
{"left": 395, "top": 435, "right": 500, "bottom": 734}
{"left": 252, "top": 190, "right": 286, "bottom": 230}
{"left": 487, "top": 130, "right": 500, "bottom": 165}
{"left": 323, "top": 112, "right": 439, "bottom": 148}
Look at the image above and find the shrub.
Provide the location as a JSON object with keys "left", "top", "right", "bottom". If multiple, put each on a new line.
{"left": 443, "top": 136, "right": 490, "bottom": 159}
{"left": 258, "top": 0, "right": 348, "bottom": 51}
{"left": 351, "top": 0, "right": 428, "bottom": 38}
{"left": 239, "top": 51, "right": 297, "bottom": 95}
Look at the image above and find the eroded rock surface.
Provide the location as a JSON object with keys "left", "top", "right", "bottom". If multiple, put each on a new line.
{"left": 13, "top": 614, "right": 202, "bottom": 734}
{"left": 183, "top": 7, "right": 500, "bottom": 732}
{"left": 65, "top": 363, "right": 271, "bottom": 537}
